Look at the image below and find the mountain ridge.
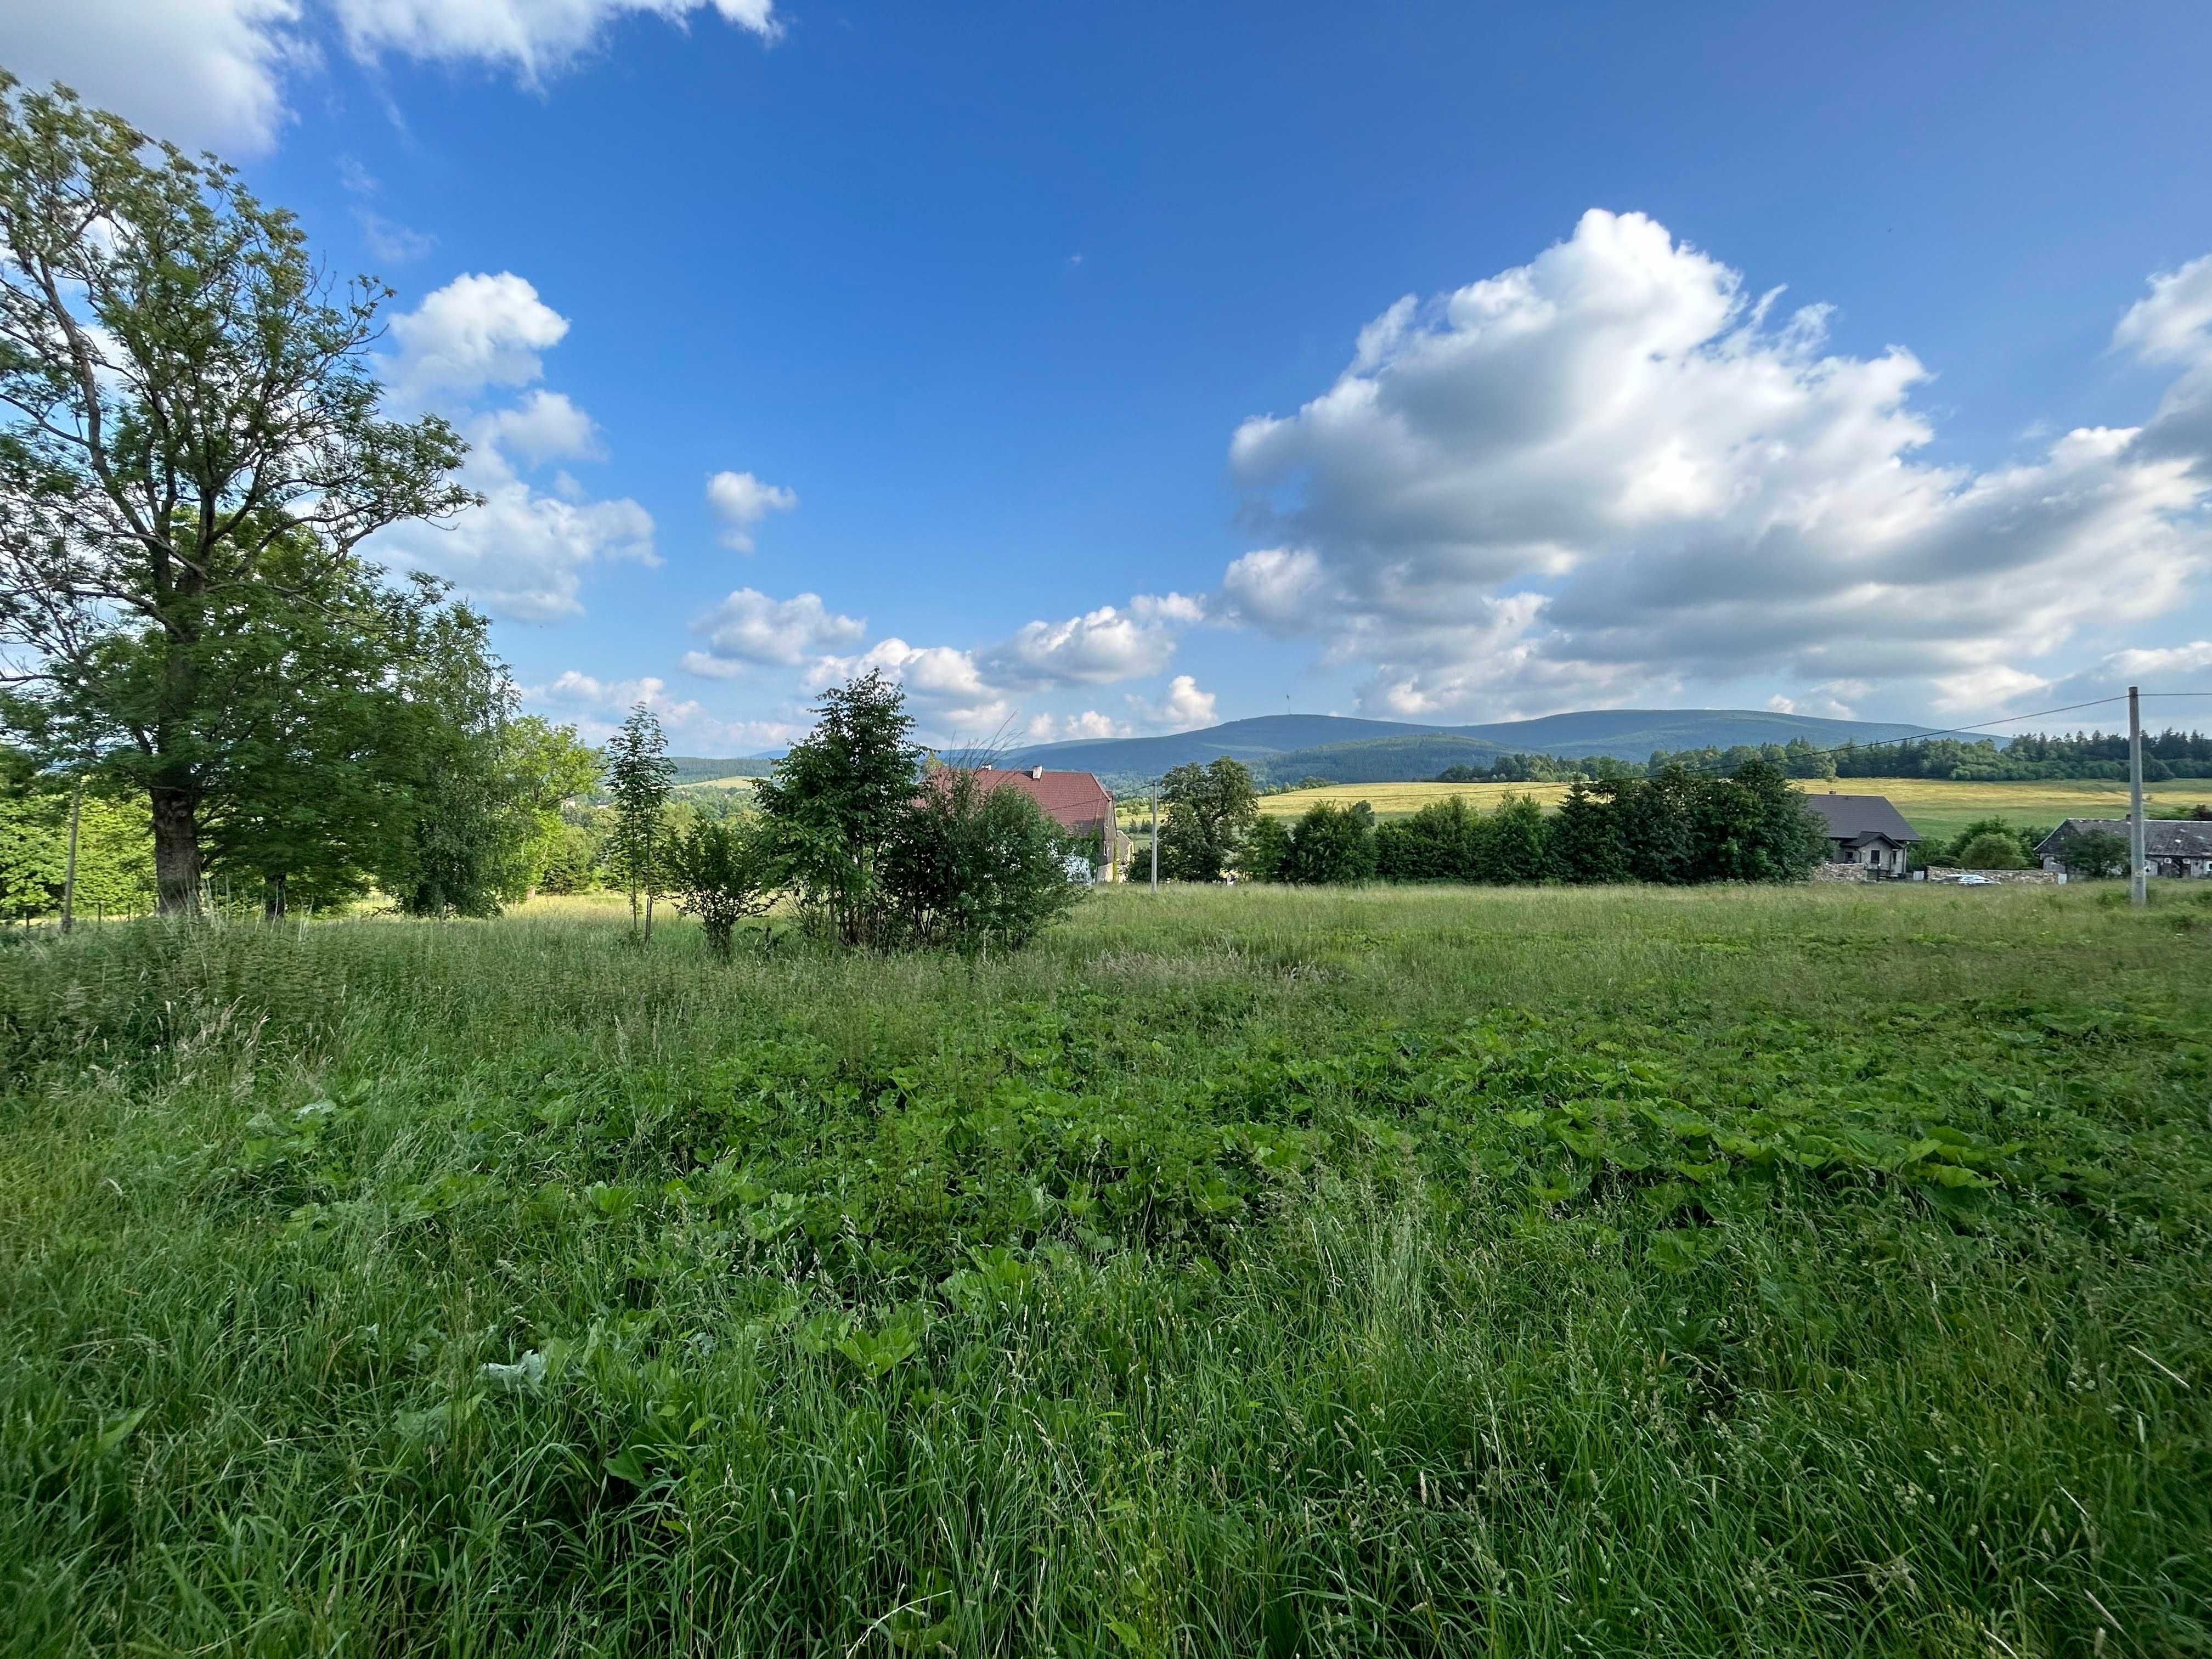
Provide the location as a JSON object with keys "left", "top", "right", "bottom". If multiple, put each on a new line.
{"left": 988, "top": 708, "right": 1936, "bottom": 784}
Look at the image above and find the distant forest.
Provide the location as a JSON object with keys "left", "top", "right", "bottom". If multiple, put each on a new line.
{"left": 1421, "top": 730, "right": 2212, "bottom": 788}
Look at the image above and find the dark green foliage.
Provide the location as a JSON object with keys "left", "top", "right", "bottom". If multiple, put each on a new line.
{"left": 753, "top": 671, "right": 923, "bottom": 946}
{"left": 1956, "top": 831, "right": 2029, "bottom": 870}
{"left": 1266, "top": 800, "right": 1378, "bottom": 884}
{"left": 1155, "top": 757, "right": 1258, "bottom": 882}
{"left": 2056, "top": 827, "right": 2130, "bottom": 878}
{"left": 0, "top": 78, "right": 474, "bottom": 912}
{"left": 884, "top": 768, "right": 1085, "bottom": 950}
{"left": 604, "top": 706, "right": 676, "bottom": 938}
{"left": 1374, "top": 796, "right": 1485, "bottom": 881}
{"left": 667, "top": 817, "right": 777, "bottom": 959}
{"left": 1477, "top": 793, "right": 1552, "bottom": 883}
{"left": 1366, "top": 765, "right": 1822, "bottom": 888}
{"left": 1684, "top": 760, "right": 1828, "bottom": 883}
{"left": 1550, "top": 781, "right": 1629, "bottom": 883}
{"left": 1934, "top": 816, "right": 2045, "bottom": 870}
{"left": 1237, "top": 814, "right": 1293, "bottom": 882}
{"left": 1610, "top": 768, "right": 1699, "bottom": 884}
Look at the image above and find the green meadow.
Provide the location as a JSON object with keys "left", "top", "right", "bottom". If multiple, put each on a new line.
{"left": 3, "top": 883, "right": 2208, "bottom": 1655}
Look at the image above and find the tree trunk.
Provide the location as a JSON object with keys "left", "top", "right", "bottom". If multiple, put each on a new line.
{"left": 151, "top": 786, "right": 203, "bottom": 916}
{"left": 263, "top": 873, "right": 287, "bottom": 921}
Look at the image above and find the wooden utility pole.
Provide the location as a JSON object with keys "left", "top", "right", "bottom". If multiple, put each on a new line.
{"left": 2129, "top": 685, "right": 2147, "bottom": 909}
{"left": 59, "top": 777, "right": 82, "bottom": 935}
{"left": 1150, "top": 785, "right": 1159, "bottom": 893}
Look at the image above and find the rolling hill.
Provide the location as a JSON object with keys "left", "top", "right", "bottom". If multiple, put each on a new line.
{"left": 992, "top": 709, "right": 1935, "bottom": 788}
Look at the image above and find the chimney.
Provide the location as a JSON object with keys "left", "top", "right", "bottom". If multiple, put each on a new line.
{"left": 1029, "top": 765, "right": 1045, "bottom": 780}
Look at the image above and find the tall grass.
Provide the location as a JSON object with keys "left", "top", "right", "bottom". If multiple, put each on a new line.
{"left": 2, "top": 884, "right": 2207, "bottom": 1655}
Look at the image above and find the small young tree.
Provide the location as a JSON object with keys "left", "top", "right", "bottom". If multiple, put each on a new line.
{"left": 668, "top": 816, "right": 777, "bottom": 959}
{"left": 752, "top": 670, "right": 922, "bottom": 947}
{"left": 605, "top": 704, "right": 675, "bottom": 940}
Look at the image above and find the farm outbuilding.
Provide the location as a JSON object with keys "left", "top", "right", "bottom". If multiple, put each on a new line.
{"left": 1802, "top": 792, "right": 1923, "bottom": 877}
{"left": 2035, "top": 818, "right": 2212, "bottom": 878}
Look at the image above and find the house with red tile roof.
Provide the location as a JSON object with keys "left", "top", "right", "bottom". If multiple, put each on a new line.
{"left": 938, "top": 764, "right": 1133, "bottom": 880}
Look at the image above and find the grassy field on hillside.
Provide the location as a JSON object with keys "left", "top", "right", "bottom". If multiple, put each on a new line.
{"left": 1207, "top": 775, "right": 2212, "bottom": 845}
{"left": 3, "top": 885, "right": 2209, "bottom": 1655}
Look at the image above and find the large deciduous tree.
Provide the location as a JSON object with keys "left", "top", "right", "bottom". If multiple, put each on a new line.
{"left": 0, "top": 76, "right": 473, "bottom": 913}
{"left": 1155, "top": 757, "right": 1257, "bottom": 883}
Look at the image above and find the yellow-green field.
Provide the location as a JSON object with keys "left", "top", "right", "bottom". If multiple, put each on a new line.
{"left": 679, "top": 775, "right": 761, "bottom": 792}
{"left": 1159, "top": 774, "right": 2212, "bottom": 845}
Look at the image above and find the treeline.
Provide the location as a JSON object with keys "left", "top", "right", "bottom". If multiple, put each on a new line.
{"left": 1829, "top": 730, "right": 2212, "bottom": 782}
{"left": 1428, "top": 730, "right": 2212, "bottom": 787}
{"left": 1435, "top": 738, "right": 1840, "bottom": 783}
{"left": 1138, "top": 759, "right": 1829, "bottom": 886}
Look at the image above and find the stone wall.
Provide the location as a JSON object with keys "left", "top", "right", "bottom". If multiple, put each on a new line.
{"left": 1814, "top": 862, "right": 1872, "bottom": 883}
{"left": 1924, "top": 867, "right": 2066, "bottom": 885}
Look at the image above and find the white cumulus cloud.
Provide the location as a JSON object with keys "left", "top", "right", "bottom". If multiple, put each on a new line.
{"left": 1125, "top": 674, "right": 1218, "bottom": 732}
{"left": 684, "top": 588, "right": 866, "bottom": 673}
{"left": 526, "top": 668, "right": 804, "bottom": 751}
{"left": 481, "top": 389, "right": 603, "bottom": 465}
{"left": 387, "top": 271, "right": 568, "bottom": 403}
{"left": 706, "top": 470, "right": 799, "bottom": 552}
{"left": 369, "top": 271, "right": 651, "bottom": 620}
{"left": 3, "top": 0, "right": 778, "bottom": 159}
{"left": 1, "top": 0, "right": 304, "bottom": 155}
{"left": 1222, "top": 209, "right": 2212, "bottom": 719}
{"left": 1025, "top": 709, "right": 1131, "bottom": 742}
{"left": 329, "top": 0, "right": 778, "bottom": 81}
{"left": 371, "top": 438, "right": 654, "bottom": 620}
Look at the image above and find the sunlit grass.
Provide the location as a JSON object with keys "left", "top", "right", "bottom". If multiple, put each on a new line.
{"left": 1, "top": 882, "right": 2207, "bottom": 1655}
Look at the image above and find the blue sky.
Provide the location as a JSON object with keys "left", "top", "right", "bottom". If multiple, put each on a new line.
{"left": 11, "top": 1, "right": 2212, "bottom": 749}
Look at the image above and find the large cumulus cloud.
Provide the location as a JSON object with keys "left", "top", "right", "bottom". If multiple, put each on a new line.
{"left": 1223, "top": 210, "right": 2212, "bottom": 717}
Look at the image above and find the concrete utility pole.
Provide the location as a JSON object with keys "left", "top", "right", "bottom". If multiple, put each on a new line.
{"left": 59, "top": 776, "right": 82, "bottom": 935}
{"left": 2129, "top": 684, "right": 2147, "bottom": 909}
{"left": 1149, "top": 784, "right": 1159, "bottom": 893}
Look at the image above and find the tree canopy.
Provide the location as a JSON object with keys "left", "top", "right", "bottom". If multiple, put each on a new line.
{"left": 0, "top": 76, "right": 473, "bottom": 912}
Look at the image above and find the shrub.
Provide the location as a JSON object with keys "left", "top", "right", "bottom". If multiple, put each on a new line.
{"left": 1955, "top": 831, "right": 2028, "bottom": 871}
{"left": 667, "top": 817, "right": 777, "bottom": 958}
{"left": 1238, "top": 816, "right": 1293, "bottom": 882}
{"left": 886, "top": 769, "right": 1083, "bottom": 950}
{"left": 1550, "top": 782, "right": 1628, "bottom": 883}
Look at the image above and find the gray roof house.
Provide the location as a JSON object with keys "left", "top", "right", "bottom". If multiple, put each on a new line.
{"left": 2035, "top": 818, "right": 2212, "bottom": 878}
{"left": 1803, "top": 792, "right": 1922, "bottom": 876}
